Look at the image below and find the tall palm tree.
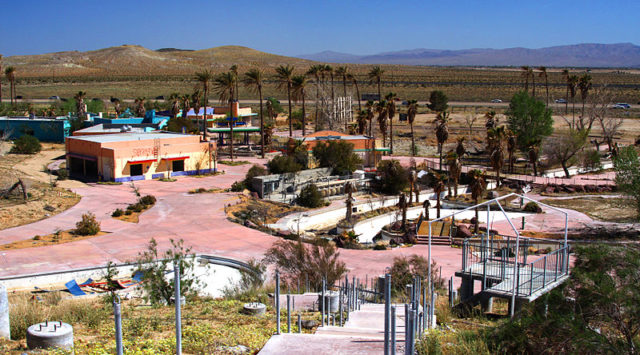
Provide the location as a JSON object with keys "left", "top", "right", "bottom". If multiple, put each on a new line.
{"left": 527, "top": 141, "right": 540, "bottom": 176}
{"left": 5, "top": 66, "right": 16, "bottom": 106}
{"left": 456, "top": 137, "right": 466, "bottom": 157}
{"left": 488, "top": 126, "right": 505, "bottom": 187}
{"left": 447, "top": 152, "right": 462, "bottom": 197}
{"left": 275, "top": 65, "right": 295, "bottom": 136}
{"left": 112, "top": 98, "right": 122, "bottom": 118}
{"left": 324, "top": 65, "right": 335, "bottom": 105}
{"left": 243, "top": 68, "right": 265, "bottom": 158}
{"left": 368, "top": 66, "right": 385, "bottom": 100}
{"left": 408, "top": 171, "right": 416, "bottom": 204}
{"left": 506, "top": 130, "right": 516, "bottom": 173}
{"left": 191, "top": 90, "right": 201, "bottom": 123}
{"left": 567, "top": 75, "right": 579, "bottom": 120}
{"left": 134, "top": 97, "right": 146, "bottom": 118}
{"left": 538, "top": 66, "right": 549, "bottom": 106}
{"left": 291, "top": 75, "right": 309, "bottom": 136}
{"left": 433, "top": 173, "right": 446, "bottom": 219}
{"left": 365, "top": 100, "right": 375, "bottom": 137}
{"left": 214, "top": 72, "right": 236, "bottom": 160}
{"left": 168, "top": 93, "right": 180, "bottom": 119}
{"left": 520, "top": 66, "right": 531, "bottom": 93}
{"left": 407, "top": 99, "right": 418, "bottom": 156}
{"left": 562, "top": 69, "right": 570, "bottom": 114}
{"left": 335, "top": 66, "right": 349, "bottom": 98}
{"left": 74, "top": 91, "right": 87, "bottom": 120}
{"left": 195, "top": 70, "right": 214, "bottom": 140}
{"left": 356, "top": 109, "right": 367, "bottom": 135}
{"left": 530, "top": 67, "right": 536, "bottom": 97}
{"left": 347, "top": 72, "right": 362, "bottom": 111}
{"left": 229, "top": 64, "right": 239, "bottom": 100}
{"left": 306, "top": 65, "right": 323, "bottom": 131}
{"left": 385, "top": 92, "right": 397, "bottom": 154}
{"left": 484, "top": 110, "right": 497, "bottom": 144}
{"left": 468, "top": 169, "right": 486, "bottom": 234}
{"left": 435, "top": 111, "right": 449, "bottom": 171}
{"left": 180, "top": 94, "right": 191, "bottom": 123}
{"left": 375, "top": 100, "right": 388, "bottom": 146}
{"left": 578, "top": 74, "right": 592, "bottom": 119}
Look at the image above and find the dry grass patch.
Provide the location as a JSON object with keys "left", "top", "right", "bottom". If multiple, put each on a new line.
{"left": 0, "top": 229, "right": 108, "bottom": 251}
{"left": 540, "top": 196, "right": 638, "bottom": 223}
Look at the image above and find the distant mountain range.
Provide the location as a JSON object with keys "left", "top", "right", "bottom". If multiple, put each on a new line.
{"left": 297, "top": 43, "right": 640, "bottom": 67}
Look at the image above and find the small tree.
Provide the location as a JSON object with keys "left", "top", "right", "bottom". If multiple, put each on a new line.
{"left": 136, "top": 238, "right": 201, "bottom": 305}
{"left": 389, "top": 255, "right": 445, "bottom": 298}
{"left": 312, "top": 140, "right": 362, "bottom": 175}
{"left": 544, "top": 129, "right": 588, "bottom": 178}
{"left": 506, "top": 91, "right": 554, "bottom": 152}
{"left": 267, "top": 155, "right": 302, "bottom": 174}
{"left": 376, "top": 159, "right": 409, "bottom": 194}
{"left": 75, "top": 212, "right": 101, "bottom": 236}
{"left": 263, "top": 239, "right": 347, "bottom": 290}
{"left": 10, "top": 135, "right": 42, "bottom": 154}
{"left": 613, "top": 146, "right": 640, "bottom": 219}
{"left": 243, "top": 164, "right": 268, "bottom": 191}
{"left": 427, "top": 90, "right": 448, "bottom": 112}
{"left": 297, "top": 184, "right": 324, "bottom": 208}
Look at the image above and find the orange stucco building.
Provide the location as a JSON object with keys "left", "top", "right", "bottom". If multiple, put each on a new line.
{"left": 65, "top": 133, "right": 215, "bottom": 182}
{"left": 301, "top": 130, "right": 389, "bottom": 167}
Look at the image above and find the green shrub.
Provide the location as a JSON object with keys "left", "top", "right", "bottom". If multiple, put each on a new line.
{"left": 125, "top": 210, "right": 132, "bottom": 215}
{"left": 312, "top": 140, "right": 362, "bottom": 175}
{"left": 139, "top": 195, "right": 157, "bottom": 206}
{"left": 243, "top": 164, "right": 268, "bottom": 191}
{"left": 112, "top": 208, "right": 124, "bottom": 217}
{"left": 231, "top": 181, "right": 245, "bottom": 192}
{"left": 267, "top": 155, "right": 302, "bottom": 174}
{"left": 10, "top": 135, "right": 42, "bottom": 154}
{"left": 56, "top": 168, "right": 68, "bottom": 180}
{"left": 297, "top": 184, "right": 324, "bottom": 208}
{"left": 582, "top": 149, "right": 602, "bottom": 171}
{"left": 523, "top": 201, "right": 542, "bottom": 213}
{"left": 375, "top": 159, "right": 409, "bottom": 194}
{"left": 75, "top": 212, "right": 101, "bottom": 236}
{"left": 373, "top": 243, "right": 387, "bottom": 250}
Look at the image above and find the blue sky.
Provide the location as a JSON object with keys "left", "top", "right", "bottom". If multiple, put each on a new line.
{"left": 1, "top": 0, "right": 639, "bottom": 57}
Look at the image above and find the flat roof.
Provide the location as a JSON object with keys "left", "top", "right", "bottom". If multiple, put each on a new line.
{"left": 67, "top": 132, "right": 192, "bottom": 143}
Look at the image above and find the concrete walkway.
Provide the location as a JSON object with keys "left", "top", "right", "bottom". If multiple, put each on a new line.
{"left": 259, "top": 303, "right": 407, "bottom": 354}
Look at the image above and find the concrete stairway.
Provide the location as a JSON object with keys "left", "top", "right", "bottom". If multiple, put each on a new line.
{"left": 259, "top": 303, "right": 407, "bottom": 354}
{"left": 416, "top": 221, "right": 451, "bottom": 245}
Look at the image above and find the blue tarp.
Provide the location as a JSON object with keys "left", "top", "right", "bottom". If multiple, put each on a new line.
{"left": 65, "top": 280, "right": 87, "bottom": 296}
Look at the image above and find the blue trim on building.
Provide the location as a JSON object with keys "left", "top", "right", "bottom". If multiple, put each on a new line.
{"left": 151, "top": 173, "right": 165, "bottom": 179}
{"left": 114, "top": 168, "right": 216, "bottom": 182}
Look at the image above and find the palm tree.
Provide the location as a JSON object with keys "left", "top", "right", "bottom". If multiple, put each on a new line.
{"left": 568, "top": 75, "right": 579, "bottom": 120}
{"left": 5, "top": 66, "right": 16, "bottom": 106}
{"left": 484, "top": 110, "right": 497, "bottom": 144}
{"left": 74, "top": 91, "right": 87, "bottom": 120}
{"left": 134, "top": 97, "right": 146, "bottom": 118}
{"left": 356, "top": 109, "right": 367, "bottom": 135}
{"left": 291, "top": 75, "right": 308, "bottom": 136}
{"left": 243, "top": 68, "right": 265, "bottom": 158}
{"left": 112, "top": 98, "right": 122, "bottom": 118}
{"left": 180, "top": 94, "right": 191, "bottom": 123}
{"left": 306, "top": 65, "right": 323, "bottom": 131}
{"left": 530, "top": 67, "right": 536, "bottom": 97}
{"left": 335, "top": 66, "right": 349, "bottom": 98}
{"left": 488, "top": 126, "right": 505, "bottom": 187}
{"left": 456, "top": 137, "right": 466, "bottom": 157}
{"left": 468, "top": 169, "right": 486, "bottom": 234}
{"left": 506, "top": 130, "right": 516, "bottom": 173}
{"left": 168, "top": 93, "right": 180, "bottom": 119}
{"left": 385, "top": 93, "right": 397, "bottom": 154}
{"left": 347, "top": 72, "right": 362, "bottom": 111}
{"left": 528, "top": 141, "right": 540, "bottom": 176}
{"left": 275, "top": 65, "right": 295, "bottom": 136}
{"left": 433, "top": 174, "right": 446, "bottom": 219}
{"left": 368, "top": 66, "right": 385, "bottom": 100}
{"left": 375, "top": 100, "right": 388, "bottom": 146}
{"left": 435, "top": 112, "right": 450, "bottom": 171}
{"left": 423, "top": 200, "right": 431, "bottom": 220}
{"left": 214, "top": 72, "right": 236, "bottom": 160}
{"left": 538, "top": 66, "right": 549, "bottom": 106}
{"left": 447, "top": 152, "right": 462, "bottom": 197}
{"left": 365, "top": 100, "right": 375, "bottom": 137}
{"left": 229, "top": 64, "right": 239, "bottom": 100}
{"left": 324, "top": 65, "right": 335, "bottom": 106}
{"left": 562, "top": 69, "right": 570, "bottom": 114}
{"left": 578, "top": 74, "right": 592, "bottom": 119}
{"left": 191, "top": 90, "right": 201, "bottom": 127}
{"left": 195, "top": 70, "right": 214, "bottom": 140}
{"left": 408, "top": 170, "right": 417, "bottom": 204}
{"left": 407, "top": 100, "right": 418, "bottom": 156}
{"left": 520, "top": 66, "right": 531, "bottom": 93}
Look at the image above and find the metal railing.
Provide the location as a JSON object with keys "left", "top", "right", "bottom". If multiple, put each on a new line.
{"left": 514, "top": 245, "right": 569, "bottom": 297}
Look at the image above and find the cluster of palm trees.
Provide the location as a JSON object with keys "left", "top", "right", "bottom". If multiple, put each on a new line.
{"left": 2, "top": 63, "right": 17, "bottom": 106}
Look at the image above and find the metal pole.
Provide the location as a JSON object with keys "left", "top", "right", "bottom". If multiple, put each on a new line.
{"left": 297, "top": 313, "right": 302, "bottom": 333}
{"left": 276, "top": 271, "right": 281, "bottom": 334}
{"left": 339, "top": 286, "right": 344, "bottom": 327}
{"left": 404, "top": 304, "right": 411, "bottom": 355}
{"left": 391, "top": 306, "right": 397, "bottom": 355}
{"left": 287, "top": 294, "right": 291, "bottom": 333}
{"left": 113, "top": 295, "right": 123, "bottom": 355}
{"left": 384, "top": 273, "right": 391, "bottom": 355}
{"left": 174, "top": 261, "right": 182, "bottom": 355}
{"left": 321, "top": 278, "right": 326, "bottom": 326}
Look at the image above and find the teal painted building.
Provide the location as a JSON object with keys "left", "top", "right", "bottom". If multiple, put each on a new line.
{"left": 0, "top": 117, "right": 71, "bottom": 143}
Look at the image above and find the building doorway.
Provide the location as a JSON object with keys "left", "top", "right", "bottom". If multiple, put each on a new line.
{"left": 130, "top": 164, "right": 143, "bottom": 176}
{"left": 172, "top": 160, "right": 184, "bottom": 172}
